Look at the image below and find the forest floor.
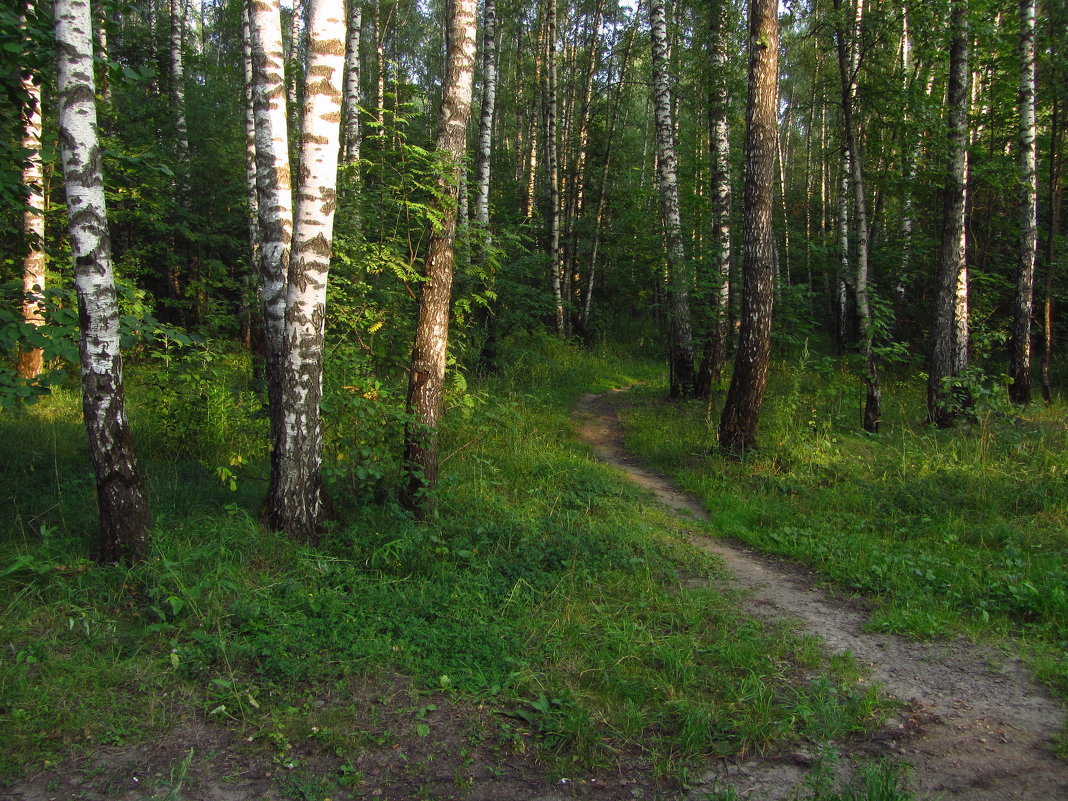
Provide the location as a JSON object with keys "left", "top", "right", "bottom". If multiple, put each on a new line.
{"left": 5, "top": 385, "right": 1067, "bottom": 801}
{"left": 573, "top": 388, "right": 1068, "bottom": 800}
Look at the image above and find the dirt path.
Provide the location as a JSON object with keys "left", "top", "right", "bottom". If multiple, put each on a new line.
{"left": 574, "top": 389, "right": 1068, "bottom": 801}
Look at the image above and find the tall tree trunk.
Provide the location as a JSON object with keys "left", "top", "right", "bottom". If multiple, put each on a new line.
{"left": 17, "top": 0, "right": 45, "bottom": 380}
{"left": 472, "top": 0, "right": 497, "bottom": 237}
{"left": 288, "top": 0, "right": 304, "bottom": 132}
{"left": 267, "top": 0, "right": 346, "bottom": 543}
{"left": 1046, "top": 7, "right": 1063, "bottom": 401}
{"left": 1009, "top": 0, "right": 1037, "bottom": 403}
{"left": 169, "top": 0, "right": 189, "bottom": 166}
{"left": 247, "top": 0, "right": 294, "bottom": 501}
{"left": 834, "top": 0, "right": 880, "bottom": 432}
{"left": 546, "top": 0, "right": 564, "bottom": 335}
{"left": 719, "top": 0, "right": 778, "bottom": 454}
{"left": 343, "top": 0, "right": 362, "bottom": 165}
{"left": 54, "top": 0, "right": 151, "bottom": 563}
{"left": 928, "top": 0, "right": 971, "bottom": 426}
{"left": 648, "top": 0, "right": 694, "bottom": 397}
{"left": 696, "top": 0, "right": 731, "bottom": 398}
{"left": 401, "top": 0, "right": 477, "bottom": 514}
{"left": 93, "top": 0, "right": 110, "bottom": 103}
{"left": 240, "top": 0, "right": 262, "bottom": 356}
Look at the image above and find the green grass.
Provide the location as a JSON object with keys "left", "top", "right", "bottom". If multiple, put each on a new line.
{"left": 620, "top": 351, "right": 1068, "bottom": 703}
{"left": 0, "top": 335, "right": 897, "bottom": 788}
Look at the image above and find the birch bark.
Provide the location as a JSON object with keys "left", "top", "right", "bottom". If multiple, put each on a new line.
{"left": 54, "top": 0, "right": 151, "bottom": 562}
{"left": 648, "top": 0, "right": 694, "bottom": 397}
{"left": 928, "top": 0, "right": 971, "bottom": 425}
{"left": 267, "top": 0, "right": 346, "bottom": 541}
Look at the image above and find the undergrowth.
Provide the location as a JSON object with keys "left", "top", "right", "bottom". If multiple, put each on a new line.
{"left": 0, "top": 335, "right": 895, "bottom": 791}
{"left": 621, "top": 351, "right": 1068, "bottom": 704}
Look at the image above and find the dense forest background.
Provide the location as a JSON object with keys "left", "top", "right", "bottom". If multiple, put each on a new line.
{"left": 1, "top": 0, "right": 1067, "bottom": 796}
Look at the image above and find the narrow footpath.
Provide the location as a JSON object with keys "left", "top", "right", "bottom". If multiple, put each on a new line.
{"left": 574, "top": 389, "right": 1067, "bottom": 801}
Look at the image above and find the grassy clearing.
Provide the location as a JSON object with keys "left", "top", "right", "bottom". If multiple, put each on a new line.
{"left": 621, "top": 350, "right": 1068, "bottom": 704}
{"left": 0, "top": 336, "right": 897, "bottom": 793}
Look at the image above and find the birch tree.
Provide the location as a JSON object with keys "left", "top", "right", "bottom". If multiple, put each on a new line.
{"left": 266, "top": 0, "right": 346, "bottom": 542}
{"left": 472, "top": 0, "right": 497, "bottom": 245}
{"left": 343, "top": 0, "right": 362, "bottom": 165}
{"left": 719, "top": 0, "right": 778, "bottom": 454}
{"left": 16, "top": 0, "right": 45, "bottom": 380}
{"left": 1009, "top": 0, "right": 1037, "bottom": 403}
{"left": 927, "top": 0, "right": 970, "bottom": 426}
{"left": 833, "top": 0, "right": 880, "bottom": 432}
{"left": 401, "top": 0, "right": 477, "bottom": 513}
{"left": 648, "top": 0, "right": 694, "bottom": 397}
{"left": 546, "top": 0, "right": 564, "bottom": 335}
{"left": 247, "top": 0, "right": 294, "bottom": 493}
{"left": 170, "top": 0, "right": 189, "bottom": 166}
{"left": 695, "top": 0, "right": 732, "bottom": 398}
{"left": 54, "top": 0, "right": 151, "bottom": 562}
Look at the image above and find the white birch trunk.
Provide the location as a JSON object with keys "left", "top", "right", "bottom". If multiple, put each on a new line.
{"left": 472, "top": 0, "right": 497, "bottom": 236}
{"left": 546, "top": 0, "right": 564, "bottom": 335}
{"left": 648, "top": 0, "right": 694, "bottom": 396}
{"left": 343, "top": 0, "right": 362, "bottom": 165}
{"left": 269, "top": 0, "right": 346, "bottom": 541}
{"left": 247, "top": 0, "right": 294, "bottom": 483}
{"left": 54, "top": 0, "right": 151, "bottom": 562}
{"left": 170, "top": 0, "right": 189, "bottom": 165}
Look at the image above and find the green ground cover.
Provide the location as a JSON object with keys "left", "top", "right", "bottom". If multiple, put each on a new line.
{"left": 0, "top": 337, "right": 895, "bottom": 793}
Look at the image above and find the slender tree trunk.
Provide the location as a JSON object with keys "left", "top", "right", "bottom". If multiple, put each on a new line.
{"left": 94, "top": 0, "right": 110, "bottom": 103}
{"left": 1009, "top": 0, "right": 1037, "bottom": 403}
{"left": 170, "top": 0, "right": 189, "bottom": 165}
{"left": 247, "top": 0, "right": 294, "bottom": 500}
{"left": 54, "top": 0, "right": 151, "bottom": 563}
{"left": 835, "top": 151, "right": 850, "bottom": 352}
{"left": 648, "top": 0, "right": 694, "bottom": 397}
{"left": 288, "top": 0, "right": 304, "bottom": 131}
{"left": 834, "top": 0, "right": 880, "bottom": 432}
{"left": 473, "top": 0, "right": 497, "bottom": 237}
{"left": 240, "top": 0, "right": 262, "bottom": 357}
{"left": 401, "top": 0, "right": 477, "bottom": 513}
{"left": 928, "top": 0, "right": 971, "bottom": 426}
{"left": 582, "top": 16, "right": 637, "bottom": 334}
{"left": 343, "top": 0, "right": 362, "bottom": 165}
{"left": 1042, "top": 82, "right": 1063, "bottom": 402}
{"left": 267, "top": 0, "right": 346, "bottom": 542}
{"left": 696, "top": 0, "right": 731, "bottom": 398}
{"left": 719, "top": 0, "right": 778, "bottom": 454}
{"left": 546, "top": 0, "right": 564, "bottom": 335}
{"left": 17, "top": 0, "right": 45, "bottom": 380}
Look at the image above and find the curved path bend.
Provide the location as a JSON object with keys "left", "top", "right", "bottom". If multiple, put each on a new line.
{"left": 574, "top": 389, "right": 1067, "bottom": 801}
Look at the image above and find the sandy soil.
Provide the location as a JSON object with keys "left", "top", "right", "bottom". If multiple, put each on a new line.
{"left": 573, "top": 389, "right": 1068, "bottom": 801}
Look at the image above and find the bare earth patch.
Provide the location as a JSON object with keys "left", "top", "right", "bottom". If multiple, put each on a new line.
{"left": 574, "top": 389, "right": 1068, "bottom": 801}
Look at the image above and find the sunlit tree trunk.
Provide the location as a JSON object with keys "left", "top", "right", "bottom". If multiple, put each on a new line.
{"left": 472, "top": 0, "right": 497, "bottom": 239}
{"left": 247, "top": 0, "right": 293, "bottom": 494}
{"left": 401, "top": 0, "right": 477, "bottom": 513}
{"left": 343, "top": 0, "right": 362, "bottom": 165}
{"left": 928, "top": 0, "right": 971, "bottom": 426}
{"left": 267, "top": 0, "right": 346, "bottom": 542}
{"left": 648, "top": 0, "right": 694, "bottom": 397}
{"left": 696, "top": 0, "right": 731, "bottom": 398}
{"left": 719, "top": 0, "right": 777, "bottom": 454}
{"left": 240, "top": 0, "right": 261, "bottom": 353}
{"left": 93, "top": 0, "right": 110, "bottom": 103}
{"left": 54, "top": 0, "right": 151, "bottom": 563}
{"left": 17, "top": 0, "right": 45, "bottom": 380}
{"left": 1009, "top": 0, "right": 1037, "bottom": 403}
{"left": 288, "top": 0, "right": 304, "bottom": 131}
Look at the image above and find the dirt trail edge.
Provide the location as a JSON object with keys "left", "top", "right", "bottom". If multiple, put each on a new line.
{"left": 574, "top": 389, "right": 1067, "bottom": 801}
